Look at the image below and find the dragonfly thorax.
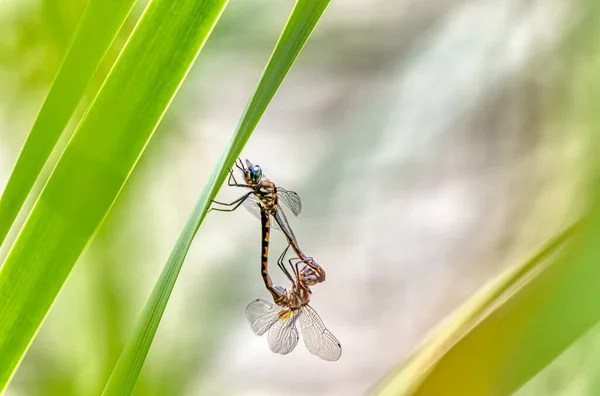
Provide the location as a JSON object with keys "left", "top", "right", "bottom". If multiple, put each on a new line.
{"left": 284, "top": 281, "right": 311, "bottom": 309}
{"left": 254, "top": 179, "right": 278, "bottom": 209}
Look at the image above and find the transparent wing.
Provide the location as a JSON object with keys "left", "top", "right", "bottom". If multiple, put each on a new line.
{"left": 242, "top": 195, "right": 281, "bottom": 231}
{"left": 267, "top": 309, "right": 299, "bottom": 355}
{"left": 299, "top": 305, "right": 342, "bottom": 361}
{"left": 245, "top": 299, "right": 280, "bottom": 336}
{"left": 277, "top": 187, "right": 302, "bottom": 216}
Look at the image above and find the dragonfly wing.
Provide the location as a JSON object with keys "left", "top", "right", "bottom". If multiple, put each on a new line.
{"left": 277, "top": 187, "right": 302, "bottom": 216}
{"left": 245, "top": 299, "right": 279, "bottom": 336}
{"left": 299, "top": 305, "right": 342, "bottom": 361}
{"left": 242, "top": 195, "right": 281, "bottom": 231}
{"left": 267, "top": 310, "right": 299, "bottom": 355}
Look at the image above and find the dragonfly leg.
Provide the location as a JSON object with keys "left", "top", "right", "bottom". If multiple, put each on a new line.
{"left": 235, "top": 158, "right": 245, "bottom": 172}
{"left": 289, "top": 257, "right": 308, "bottom": 275}
{"left": 291, "top": 259, "right": 300, "bottom": 278}
{"left": 277, "top": 243, "right": 294, "bottom": 283}
{"left": 289, "top": 257, "right": 303, "bottom": 266}
{"left": 278, "top": 261, "right": 293, "bottom": 283}
{"left": 278, "top": 243, "right": 292, "bottom": 262}
{"left": 227, "top": 168, "right": 250, "bottom": 188}
{"left": 290, "top": 256, "right": 314, "bottom": 269}
{"left": 227, "top": 168, "right": 237, "bottom": 184}
{"left": 209, "top": 192, "right": 251, "bottom": 213}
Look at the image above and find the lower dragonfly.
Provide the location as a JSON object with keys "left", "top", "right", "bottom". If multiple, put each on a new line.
{"left": 246, "top": 204, "right": 342, "bottom": 361}
{"left": 210, "top": 158, "right": 325, "bottom": 285}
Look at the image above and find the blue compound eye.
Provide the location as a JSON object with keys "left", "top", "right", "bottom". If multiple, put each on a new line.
{"left": 250, "top": 166, "right": 262, "bottom": 182}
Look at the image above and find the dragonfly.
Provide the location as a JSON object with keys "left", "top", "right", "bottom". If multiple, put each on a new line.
{"left": 246, "top": 203, "right": 342, "bottom": 361}
{"left": 211, "top": 158, "right": 325, "bottom": 285}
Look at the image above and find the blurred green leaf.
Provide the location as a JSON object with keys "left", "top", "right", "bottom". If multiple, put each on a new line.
{"left": 372, "top": 223, "right": 578, "bottom": 395}
{"left": 0, "top": 0, "right": 228, "bottom": 390}
{"left": 399, "top": 203, "right": 600, "bottom": 396}
{"left": 0, "top": 0, "right": 137, "bottom": 248}
{"left": 101, "top": 1, "right": 332, "bottom": 394}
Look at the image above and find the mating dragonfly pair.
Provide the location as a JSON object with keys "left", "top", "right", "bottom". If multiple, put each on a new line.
{"left": 210, "top": 158, "right": 342, "bottom": 361}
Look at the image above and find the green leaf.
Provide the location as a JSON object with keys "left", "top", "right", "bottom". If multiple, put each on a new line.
{"left": 0, "top": 0, "right": 228, "bottom": 391}
{"left": 395, "top": 208, "right": 600, "bottom": 396}
{"left": 101, "top": 1, "right": 332, "bottom": 394}
{"left": 0, "top": 0, "right": 137, "bottom": 248}
{"left": 371, "top": 223, "right": 579, "bottom": 395}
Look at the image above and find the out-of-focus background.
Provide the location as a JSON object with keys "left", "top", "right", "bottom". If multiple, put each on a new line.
{"left": 0, "top": 0, "right": 598, "bottom": 395}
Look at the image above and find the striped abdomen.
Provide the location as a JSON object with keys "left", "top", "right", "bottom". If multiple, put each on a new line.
{"left": 259, "top": 203, "right": 287, "bottom": 305}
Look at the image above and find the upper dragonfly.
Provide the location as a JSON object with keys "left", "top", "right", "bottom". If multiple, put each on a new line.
{"left": 211, "top": 158, "right": 325, "bottom": 285}
{"left": 246, "top": 204, "right": 342, "bottom": 361}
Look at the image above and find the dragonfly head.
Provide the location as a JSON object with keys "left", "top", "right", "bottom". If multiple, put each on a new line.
{"left": 243, "top": 160, "right": 263, "bottom": 185}
{"left": 299, "top": 258, "right": 326, "bottom": 285}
